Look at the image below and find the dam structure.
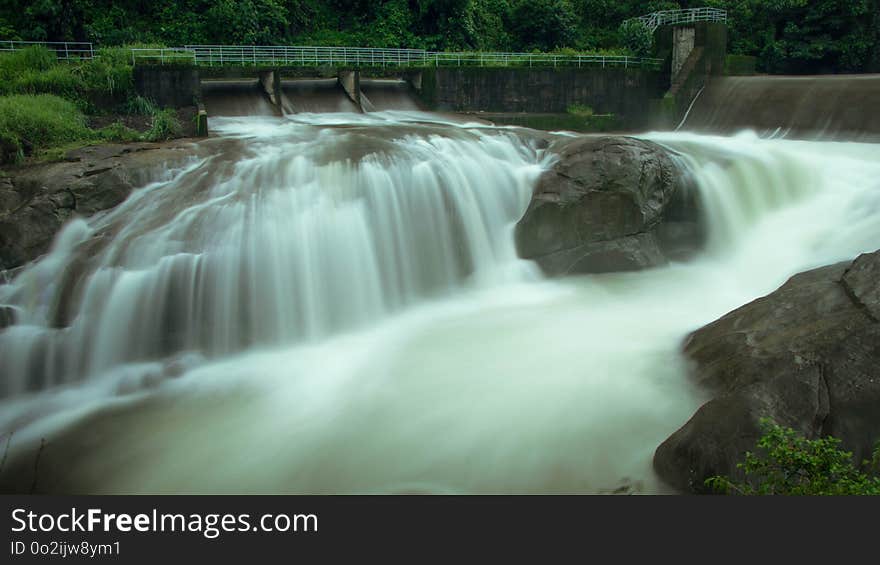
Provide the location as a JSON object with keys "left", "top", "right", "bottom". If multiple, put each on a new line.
{"left": 129, "top": 9, "right": 732, "bottom": 131}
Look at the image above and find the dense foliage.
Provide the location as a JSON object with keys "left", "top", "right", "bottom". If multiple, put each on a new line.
{"left": 0, "top": 44, "right": 135, "bottom": 111}
{"left": 706, "top": 420, "right": 880, "bottom": 495}
{"left": 0, "top": 47, "right": 182, "bottom": 164}
{"left": 1, "top": 1, "right": 878, "bottom": 72}
{"left": 0, "top": 94, "right": 89, "bottom": 163}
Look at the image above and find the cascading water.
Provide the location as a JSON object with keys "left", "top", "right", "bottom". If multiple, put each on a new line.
{"left": 0, "top": 117, "right": 542, "bottom": 397}
{"left": 1, "top": 112, "right": 879, "bottom": 494}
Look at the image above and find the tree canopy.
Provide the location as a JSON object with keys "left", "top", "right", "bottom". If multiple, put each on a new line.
{"left": 0, "top": 1, "right": 877, "bottom": 73}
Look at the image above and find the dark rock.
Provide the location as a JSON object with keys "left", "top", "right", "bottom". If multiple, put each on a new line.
{"left": 515, "top": 135, "right": 700, "bottom": 275}
{"left": 0, "top": 140, "right": 208, "bottom": 270}
{"left": 0, "top": 305, "right": 16, "bottom": 329}
{"left": 654, "top": 250, "right": 880, "bottom": 493}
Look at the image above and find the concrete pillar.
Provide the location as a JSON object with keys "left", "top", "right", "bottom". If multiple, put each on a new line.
{"left": 338, "top": 70, "right": 362, "bottom": 110}
{"left": 672, "top": 27, "right": 696, "bottom": 80}
{"left": 258, "top": 70, "right": 282, "bottom": 113}
{"left": 405, "top": 71, "right": 423, "bottom": 92}
{"left": 196, "top": 103, "right": 209, "bottom": 137}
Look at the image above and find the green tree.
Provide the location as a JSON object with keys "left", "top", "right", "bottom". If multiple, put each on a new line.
{"left": 205, "top": 0, "right": 289, "bottom": 45}
{"left": 507, "top": 0, "right": 577, "bottom": 51}
{"left": 706, "top": 420, "right": 880, "bottom": 495}
{"left": 618, "top": 19, "right": 653, "bottom": 56}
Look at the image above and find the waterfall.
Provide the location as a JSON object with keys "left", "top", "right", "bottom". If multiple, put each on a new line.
{"left": 0, "top": 118, "right": 544, "bottom": 397}
{"left": 1, "top": 114, "right": 880, "bottom": 494}
{"left": 645, "top": 131, "right": 880, "bottom": 277}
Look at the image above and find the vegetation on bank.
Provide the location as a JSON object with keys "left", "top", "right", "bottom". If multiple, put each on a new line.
{"left": 0, "top": 46, "right": 184, "bottom": 166}
{"left": 706, "top": 420, "right": 880, "bottom": 495}
{"left": 1, "top": 1, "right": 878, "bottom": 74}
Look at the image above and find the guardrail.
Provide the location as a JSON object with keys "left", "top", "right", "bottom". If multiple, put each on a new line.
{"left": 131, "top": 46, "right": 663, "bottom": 69}
{"left": 130, "top": 47, "right": 198, "bottom": 65}
{"left": 0, "top": 40, "right": 94, "bottom": 61}
{"left": 634, "top": 7, "right": 728, "bottom": 32}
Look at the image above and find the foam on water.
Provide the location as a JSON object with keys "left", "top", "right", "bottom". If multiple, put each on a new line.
{"left": 1, "top": 114, "right": 879, "bottom": 493}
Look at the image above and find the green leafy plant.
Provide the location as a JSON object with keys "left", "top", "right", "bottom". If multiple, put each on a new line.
{"left": 0, "top": 94, "right": 91, "bottom": 164}
{"left": 706, "top": 420, "right": 880, "bottom": 495}
{"left": 144, "top": 109, "right": 182, "bottom": 142}
{"left": 566, "top": 103, "right": 594, "bottom": 117}
{"left": 123, "top": 95, "right": 158, "bottom": 116}
{"left": 618, "top": 19, "right": 653, "bottom": 58}
{"left": 96, "top": 121, "right": 142, "bottom": 142}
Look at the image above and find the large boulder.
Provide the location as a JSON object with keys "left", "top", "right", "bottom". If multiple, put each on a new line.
{"left": 0, "top": 141, "right": 204, "bottom": 271}
{"left": 514, "top": 135, "right": 700, "bottom": 275}
{"left": 654, "top": 250, "right": 880, "bottom": 493}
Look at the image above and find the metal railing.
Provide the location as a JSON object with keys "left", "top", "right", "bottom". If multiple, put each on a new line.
{"left": 0, "top": 40, "right": 94, "bottom": 61}
{"left": 131, "top": 45, "right": 663, "bottom": 69}
{"left": 634, "top": 8, "right": 728, "bottom": 32}
{"left": 129, "top": 47, "right": 198, "bottom": 65}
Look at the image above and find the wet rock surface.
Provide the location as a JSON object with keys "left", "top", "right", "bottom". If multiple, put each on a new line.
{"left": 515, "top": 135, "right": 701, "bottom": 275}
{"left": 654, "top": 250, "right": 880, "bottom": 493}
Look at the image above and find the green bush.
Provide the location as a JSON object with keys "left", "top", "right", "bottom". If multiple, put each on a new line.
{"left": 567, "top": 103, "right": 594, "bottom": 117}
{"left": 96, "top": 121, "right": 142, "bottom": 143}
{"left": 706, "top": 420, "right": 880, "bottom": 495}
{"left": 122, "top": 95, "right": 158, "bottom": 116}
{"left": 0, "top": 94, "right": 91, "bottom": 164}
{"left": 618, "top": 19, "right": 653, "bottom": 57}
{"left": 0, "top": 45, "right": 134, "bottom": 108}
{"left": 8, "top": 66, "right": 81, "bottom": 98}
{"left": 75, "top": 57, "right": 134, "bottom": 98}
{"left": 0, "top": 46, "right": 56, "bottom": 81}
{"left": 144, "top": 109, "right": 182, "bottom": 142}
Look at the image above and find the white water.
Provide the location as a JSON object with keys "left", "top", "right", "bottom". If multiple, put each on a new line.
{"left": 1, "top": 115, "right": 879, "bottom": 493}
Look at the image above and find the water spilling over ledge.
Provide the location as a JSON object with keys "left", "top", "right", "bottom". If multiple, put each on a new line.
{"left": 1, "top": 111, "right": 880, "bottom": 494}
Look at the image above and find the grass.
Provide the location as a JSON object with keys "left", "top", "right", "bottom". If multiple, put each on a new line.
{"left": 567, "top": 104, "right": 594, "bottom": 118}
{"left": 0, "top": 45, "right": 135, "bottom": 110}
{"left": 96, "top": 121, "right": 143, "bottom": 143}
{"left": 0, "top": 95, "right": 91, "bottom": 164}
{"left": 0, "top": 93, "right": 183, "bottom": 166}
{"left": 123, "top": 95, "right": 159, "bottom": 116}
{"left": 0, "top": 45, "right": 189, "bottom": 166}
{"left": 143, "top": 109, "right": 182, "bottom": 142}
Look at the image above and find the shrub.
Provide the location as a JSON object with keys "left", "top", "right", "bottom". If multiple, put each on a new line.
{"left": 9, "top": 66, "right": 81, "bottom": 98}
{"left": 706, "top": 420, "right": 880, "bottom": 495}
{"left": 618, "top": 19, "right": 654, "bottom": 58}
{"left": 567, "top": 103, "right": 594, "bottom": 117}
{"left": 0, "top": 95, "right": 91, "bottom": 164}
{"left": 0, "top": 45, "right": 134, "bottom": 107}
{"left": 75, "top": 57, "right": 134, "bottom": 98}
{"left": 144, "top": 109, "right": 182, "bottom": 142}
{"left": 0, "top": 46, "right": 56, "bottom": 81}
{"left": 97, "top": 121, "right": 142, "bottom": 142}
{"left": 123, "top": 95, "right": 158, "bottom": 116}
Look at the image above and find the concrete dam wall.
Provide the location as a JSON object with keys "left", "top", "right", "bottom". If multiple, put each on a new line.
{"left": 419, "top": 67, "right": 665, "bottom": 128}
{"left": 681, "top": 74, "right": 880, "bottom": 141}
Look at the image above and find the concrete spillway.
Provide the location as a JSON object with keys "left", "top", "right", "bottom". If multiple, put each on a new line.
{"left": 360, "top": 79, "right": 424, "bottom": 112}
{"left": 680, "top": 74, "right": 880, "bottom": 141}
{"left": 281, "top": 79, "right": 360, "bottom": 114}
{"left": 200, "top": 79, "right": 279, "bottom": 117}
